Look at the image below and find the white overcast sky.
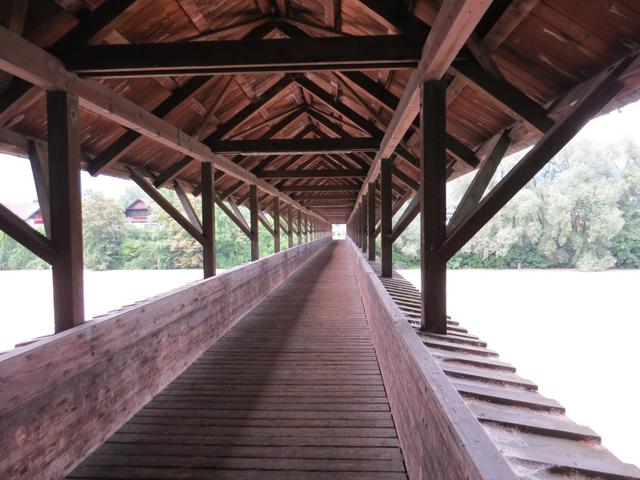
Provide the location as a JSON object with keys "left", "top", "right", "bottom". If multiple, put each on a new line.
{"left": 2, "top": 99, "right": 640, "bottom": 205}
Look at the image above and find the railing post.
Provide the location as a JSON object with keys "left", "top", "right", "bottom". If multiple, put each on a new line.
{"left": 249, "top": 184, "right": 259, "bottom": 261}
{"left": 48, "top": 91, "right": 84, "bottom": 333}
{"left": 368, "top": 181, "right": 376, "bottom": 261}
{"left": 201, "top": 162, "right": 216, "bottom": 278}
{"left": 421, "top": 80, "right": 447, "bottom": 333}
{"left": 297, "top": 209, "right": 302, "bottom": 245}
{"left": 380, "top": 157, "right": 393, "bottom": 277}
{"left": 273, "top": 197, "right": 280, "bottom": 253}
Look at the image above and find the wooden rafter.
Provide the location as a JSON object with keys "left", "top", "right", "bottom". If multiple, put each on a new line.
{"left": 209, "top": 138, "right": 379, "bottom": 155}
{"left": 129, "top": 167, "right": 205, "bottom": 244}
{"left": 258, "top": 169, "right": 367, "bottom": 179}
{"left": 0, "top": 27, "right": 326, "bottom": 223}
{"left": 61, "top": 35, "right": 426, "bottom": 77}
{"left": 0, "top": 0, "right": 139, "bottom": 126}
{"left": 0, "top": 202, "right": 55, "bottom": 264}
{"left": 351, "top": 0, "right": 492, "bottom": 219}
{"left": 441, "top": 55, "right": 636, "bottom": 260}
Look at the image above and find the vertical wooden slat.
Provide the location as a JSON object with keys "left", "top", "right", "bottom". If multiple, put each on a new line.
{"left": 273, "top": 197, "right": 280, "bottom": 253}
{"left": 48, "top": 91, "right": 84, "bottom": 333}
{"left": 368, "top": 181, "right": 376, "bottom": 261}
{"left": 380, "top": 157, "right": 393, "bottom": 277}
{"left": 201, "top": 162, "right": 216, "bottom": 278}
{"left": 297, "top": 209, "right": 302, "bottom": 245}
{"left": 420, "top": 80, "right": 447, "bottom": 333}
{"left": 287, "top": 205, "right": 294, "bottom": 248}
{"left": 249, "top": 184, "right": 259, "bottom": 261}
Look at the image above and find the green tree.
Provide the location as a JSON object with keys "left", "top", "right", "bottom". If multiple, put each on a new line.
{"left": 83, "top": 190, "right": 127, "bottom": 270}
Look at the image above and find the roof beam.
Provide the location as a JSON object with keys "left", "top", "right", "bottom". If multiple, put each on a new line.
{"left": 0, "top": 202, "right": 56, "bottom": 264}
{"left": 89, "top": 76, "right": 212, "bottom": 175}
{"left": 0, "top": 0, "right": 140, "bottom": 126}
{"left": 352, "top": 0, "right": 492, "bottom": 217}
{"left": 209, "top": 137, "right": 379, "bottom": 155}
{"left": 129, "top": 167, "right": 205, "bottom": 244}
{"left": 338, "top": 71, "right": 479, "bottom": 167}
{"left": 257, "top": 169, "right": 367, "bottom": 179}
{"left": 60, "top": 35, "right": 426, "bottom": 77}
{"left": 280, "top": 184, "right": 361, "bottom": 192}
{"left": 0, "top": 26, "right": 326, "bottom": 223}
{"left": 441, "top": 55, "right": 635, "bottom": 260}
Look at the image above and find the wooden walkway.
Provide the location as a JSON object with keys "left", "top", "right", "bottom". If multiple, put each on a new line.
{"left": 67, "top": 241, "right": 407, "bottom": 480}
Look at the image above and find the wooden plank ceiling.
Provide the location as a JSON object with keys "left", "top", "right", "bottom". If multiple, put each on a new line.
{"left": 1, "top": 0, "right": 640, "bottom": 224}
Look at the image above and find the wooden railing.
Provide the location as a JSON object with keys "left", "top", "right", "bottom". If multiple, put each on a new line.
{"left": 347, "top": 239, "right": 516, "bottom": 480}
{"left": 0, "top": 234, "right": 331, "bottom": 480}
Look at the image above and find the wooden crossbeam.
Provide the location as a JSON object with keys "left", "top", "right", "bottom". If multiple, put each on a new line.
{"left": 174, "top": 179, "right": 203, "bottom": 231}
{"left": 440, "top": 55, "right": 635, "bottom": 260}
{"left": 27, "top": 140, "right": 51, "bottom": 236}
{"left": 0, "top": 0, "right": 139, "bottom": 125}
{"left": 215, "top": 194, "right": 252, "bottom": 238}
{"left": 0, "top": 26, "right": 326, "bottom": 223}
{"left": 129, "top": 168, "right": 205, "bottom": 245}
{"left": 351, "top": 0, "right": 491, "bottom": 221}
{"left": 0, "top": 202, "right": 55, "bottom": 264}
{"left": 390, "top": 194, "right": 420, "bottom": 243}
{"left": 209, "top": 137, "right": 379, "bottom": 155}
{"left": 295, "top": 74, "right": 421, "bottom": 168}
{"left": 280, "top": 184, "right": 361, "bottom": 192}
{"left": 89, "top": 77, "right": 211, "bottom": 175}
{"left": 152, "top": 77, "right": 234, "bottom": 188}
{"left": 447, "top": 129, "right": 510, "bottom": 233}
{"left": 60, "top": 35, "right": 426, "bottom": 77}
{"left": 338, "top": 71, "right": 479, "bottom": 168}
{"left": 257, "top": 210, "right": 275, "bottom": 237}
{"left": 451, "top": 58, "right": 553, "bottom": 133}
{"left": 292, "top": 193, "right": 357, "bottom": 200}
{"left": 257, "top": 168, "right": 367, "bottom": 179}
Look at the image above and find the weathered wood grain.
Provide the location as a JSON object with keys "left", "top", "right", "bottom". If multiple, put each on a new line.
{"left": 0, "top": 235, "right": 331, "bottom": 480}
{"left": 347, "top": 239, "right": 516, "bottom": 479}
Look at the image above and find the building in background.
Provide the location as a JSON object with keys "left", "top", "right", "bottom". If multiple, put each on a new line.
{"left": 124, "top": 198, "right": 150, "bottom": 224}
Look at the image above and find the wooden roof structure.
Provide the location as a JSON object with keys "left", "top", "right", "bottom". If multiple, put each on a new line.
{"left": 1, "top": 0, "right": 640, "bottom": 225}
{"left": 1, "top": 1, "right": 640, "bottom": 479}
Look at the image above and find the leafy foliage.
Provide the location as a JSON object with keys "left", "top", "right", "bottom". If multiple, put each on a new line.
{"left": 1, "top": 135, "right": 637, "bottom": 272}
{"left": 391, "top": 136, "right": 640, "bottom": 271}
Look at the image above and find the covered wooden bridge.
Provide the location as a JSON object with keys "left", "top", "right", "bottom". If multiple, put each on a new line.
{"left": 1, "top": 1, "right": 640, "bottom": 478}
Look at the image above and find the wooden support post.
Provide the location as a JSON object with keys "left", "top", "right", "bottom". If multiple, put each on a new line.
{"left": 362, "top": 196, "right": 368, "bottom": 252}
{"left": 48, "top": 91, "right": 84, "bottom": 333}
{"left": 273, "top": 197, "right": 280, "bottom": 253}
{"left": 297, "top": 210, "right": 302, "bottom": 245}
{"left": 287, "top": 205, "right": 294, "bottom": 248}
{"left": 201, "top": 162, "right": 216, "bottom": 278}
{"left": 380, "top": 157, "right": 393, "bottom": 277}
{"left": 368, "top": 181, "right": 376, "bottom": 261}
{"left": 249, "top": 184, "right": 259, "bottom": 261}
{"left": 420, "top": 80, "right": 447, "bottom": 334}
{"left": 358, "top": 204, "right": 363, "bottom": 248}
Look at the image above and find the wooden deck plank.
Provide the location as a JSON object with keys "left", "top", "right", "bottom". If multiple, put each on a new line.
{"left": 67, "top": 242, "right": 407, "bottom": 479}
